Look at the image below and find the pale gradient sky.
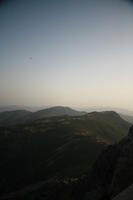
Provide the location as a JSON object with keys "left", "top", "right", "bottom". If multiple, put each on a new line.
{"left": 0, "top": 0, "right": 133, "bottom": 110}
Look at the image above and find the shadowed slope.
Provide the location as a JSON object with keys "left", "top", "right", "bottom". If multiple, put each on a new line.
{"left": 0, "top": 111, "right": 130, "bottom": 198}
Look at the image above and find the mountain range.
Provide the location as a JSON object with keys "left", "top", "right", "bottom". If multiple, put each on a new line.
{"left": 0, "top": 106, "right": 131, "bottom": 199}
{"left": 0, "top": 106, "right": 85, "bottom": 126}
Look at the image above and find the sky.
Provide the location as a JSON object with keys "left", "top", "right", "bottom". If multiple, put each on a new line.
{"left": 0, "top": 0, "right": 133, "bottom": 110}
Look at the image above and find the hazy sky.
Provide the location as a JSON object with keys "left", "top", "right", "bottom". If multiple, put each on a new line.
{"left": 0, "top": 0, "right": 133, "bottom": 110}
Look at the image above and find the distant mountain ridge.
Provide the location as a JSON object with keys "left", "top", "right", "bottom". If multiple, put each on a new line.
{"left": 0, "top": 106, "right": 130, "bottom": 127}
{"left": 32, "top": 106, "right": 86, "bottom": 118}
{"left": 1, "top": 105, "right": 133, "bottom": 115}
{"left": 0, "top": 110, "right": 32, "bottom": 126}
{"left": 0, "top": 106, "right": 34, "bottom": 112}
{"left": 0, "top": 106, "right": 86, "bottom": 126}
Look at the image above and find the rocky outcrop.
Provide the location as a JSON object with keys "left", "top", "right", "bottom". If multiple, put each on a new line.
{"left": 72, "top": 125, "right": 133, "bottom": 200}
{"left": 112, "top": 183, "right": 133, "bottom": 200}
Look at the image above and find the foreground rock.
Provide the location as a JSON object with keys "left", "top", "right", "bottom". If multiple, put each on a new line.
{"left": 72, "top": 125, "right": 133, "bottom": 200}
{"left": 113, "top": 184, "right": 133, "bottom": 200}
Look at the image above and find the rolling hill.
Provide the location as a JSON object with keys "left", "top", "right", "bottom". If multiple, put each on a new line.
{"left": 31, "top": 106, "right": 86, "bottom": 119}
{"left": 0, "top": 106, "right": 85, "bottom": 126}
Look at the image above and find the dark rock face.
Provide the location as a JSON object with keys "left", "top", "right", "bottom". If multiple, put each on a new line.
{"left": 110, "top": 125, "right": 133, "bottom": 197}
{"left": 72, "top": 125, "right": 133, "bottom": 200}
{"left": 128, "top": 125, "right": 133, "bottom": 137}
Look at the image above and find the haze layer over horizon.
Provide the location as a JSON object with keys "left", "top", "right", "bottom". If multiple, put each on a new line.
{"left": 0, "top": 0, "right": 133, "bottom": 110}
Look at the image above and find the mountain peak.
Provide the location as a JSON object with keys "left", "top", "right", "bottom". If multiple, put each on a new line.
{"left": 35, "top": 106, "right": 86, "bottom": 118}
